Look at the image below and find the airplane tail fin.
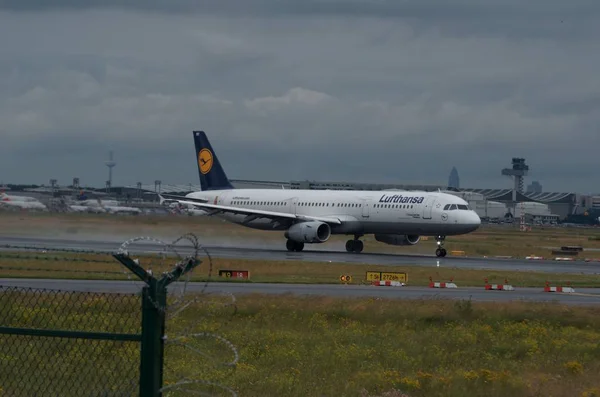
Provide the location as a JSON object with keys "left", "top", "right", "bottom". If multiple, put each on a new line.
{"left": 193, "top": 131, "right": 234, "bottom": 191}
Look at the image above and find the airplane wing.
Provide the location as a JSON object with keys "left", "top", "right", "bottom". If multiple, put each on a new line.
{"left": 160, "top": 195, "right": 342, "bottom": 225}
{"left": 160, "top": 193, "right": 209, "bottom": 204}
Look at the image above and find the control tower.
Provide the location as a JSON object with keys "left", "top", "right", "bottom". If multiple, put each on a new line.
{"left": 501, "top": 157, "right": 529, "bottom": 205}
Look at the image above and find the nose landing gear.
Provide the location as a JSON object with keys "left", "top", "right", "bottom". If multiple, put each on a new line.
{"left": 435, "top": 235, "right": 447, "bottom": 257}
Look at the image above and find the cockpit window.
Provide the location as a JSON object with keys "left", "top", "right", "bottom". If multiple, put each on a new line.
{"left": 450, "top": 204, "right": 457, "bottom": 210}
{"left": 443, "top": 204, "right": 450, "bottom": 210}
{"left": 457, "top": 204, "right": 469, "bottom": 210}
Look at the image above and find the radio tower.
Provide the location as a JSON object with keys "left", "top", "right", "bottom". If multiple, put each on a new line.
{"left": 105, "top": 150, "right": 116, "bottom": 189}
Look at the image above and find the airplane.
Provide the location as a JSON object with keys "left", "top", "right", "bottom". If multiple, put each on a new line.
{"left": 76, "top": 198, "right": 142, "bottom": 215}
{"left": 0, "top": 193, "right": 48, "bottom": 211}
{"left": 161, "top": 131, "right": 481, "bottom": 257}
{"left": 165, "top": 202, "right": 208, "bottom": 216}
{"left": 68, "top": 204, "right": 106, "bottom": 214}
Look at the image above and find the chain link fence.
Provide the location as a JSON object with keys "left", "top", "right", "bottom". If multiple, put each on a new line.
{"left": 0, "top": 286, "right": 142, "bottom": 396}
{"left": 0, "top": 232, "right": 236, "bottom": 397}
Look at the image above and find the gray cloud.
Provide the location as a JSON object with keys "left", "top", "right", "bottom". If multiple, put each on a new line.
{"left": 1, "top": 2, "right": 599, "bottom": 193}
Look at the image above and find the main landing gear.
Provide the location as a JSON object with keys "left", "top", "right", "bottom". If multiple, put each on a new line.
{"left": 435, "top": 235, "right": 447, "bottom": 257}
{"left": 345, "top": 235, "right": 364, "bottom": 253}
{"left": 286, "top": 239, "right": 304, "bottom": 252}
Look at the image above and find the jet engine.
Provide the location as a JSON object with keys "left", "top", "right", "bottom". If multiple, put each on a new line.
{"left": 285, "top": 221, "right": 331, "bottom": 243}
{"left": 374, "top": 234, "right": 420, "bottom": 246}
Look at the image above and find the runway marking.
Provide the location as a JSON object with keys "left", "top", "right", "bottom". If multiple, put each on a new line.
{"left": 568, "top": 292, "right": 600, "bottom": 298}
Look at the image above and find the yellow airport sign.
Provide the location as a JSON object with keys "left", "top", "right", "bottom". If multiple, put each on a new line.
{"left": 365, "top": 271, "right": 382, "bottom": 281}
{"left": 381, "top": 272, "right": 407, "bottom": 283}
{"left": 366, "top": 271, "right": 407, "bottom": 283}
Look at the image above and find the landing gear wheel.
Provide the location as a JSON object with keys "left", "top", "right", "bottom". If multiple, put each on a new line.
{"left": 354, "top": 240, "right": 364, "bottom": 253}
{"left": 345, "top": 239, "right": 363, "bottom": 253}
{"left": 286, "top": 239, "right": 305, "bottom": 252}
{"left": 286, "top": 239, "right": 295, "bottom": 252}
{"left": 345, "top": 240, "right": 355, "bottom": 252}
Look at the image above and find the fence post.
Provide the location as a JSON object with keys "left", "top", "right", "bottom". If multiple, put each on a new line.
{"left": 113, "top": 253, "right": 201, "bottom": 397}
{"left": 139, "top": 278, "right": 166, "bottom": 396}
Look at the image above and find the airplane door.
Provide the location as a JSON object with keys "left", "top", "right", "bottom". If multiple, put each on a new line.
{"left": 422, "top": 197, "right": 435, "bottom": 219}
{"left": 361, "top": 199, "right": 370, "bottom": 218}
{"left": 290, "top": 197, "right": 298, "bottom": 215}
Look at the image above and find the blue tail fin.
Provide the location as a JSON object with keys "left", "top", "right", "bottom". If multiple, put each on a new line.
{"left": 193, "top": 131, "right": 234, "bottom": 191}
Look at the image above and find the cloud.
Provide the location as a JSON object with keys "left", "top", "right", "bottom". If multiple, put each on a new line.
{"left": 0, "top": 3, "right": 599, "bottom": 193}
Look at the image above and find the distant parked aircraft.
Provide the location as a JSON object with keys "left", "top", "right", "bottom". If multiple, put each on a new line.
{"left": 0, "top": 193, "right": 47, "bottom": 211}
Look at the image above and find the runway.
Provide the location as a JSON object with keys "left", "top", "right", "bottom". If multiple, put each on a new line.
{"left": 1, "top": 278, "right": 599, "bottom": 305}
{"left": 1, "top": 235, "right": 600, "bottom": 275}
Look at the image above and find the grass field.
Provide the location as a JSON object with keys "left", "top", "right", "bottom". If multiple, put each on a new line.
{"left": 2, "top": 290, "right": 600, "bottom": 397}
{"left": 1, "top": 251, "right": 600, "bottom": 288}
{"left": 2, "top": 212, "right": 600, "bottom": 259}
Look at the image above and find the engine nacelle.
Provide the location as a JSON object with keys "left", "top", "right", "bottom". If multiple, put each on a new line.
{"left": 374, "top": 234, "right": 420, "bottom": 246}
{"left": 285, "top": 221, "right": 331, "bottom": 243}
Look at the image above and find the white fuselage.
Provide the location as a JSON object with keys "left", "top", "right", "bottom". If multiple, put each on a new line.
{"left": 186, "top": 189, "right": 481, "bottom": 236}
{"left": 0, "top": 194, "right": 47, "bottom": 211}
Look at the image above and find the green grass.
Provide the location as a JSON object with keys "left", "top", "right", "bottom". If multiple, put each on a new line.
{"left": 2, "top": 290, "right": 600, "bottom": 396}
{"left": 2, "top": 252, "right": 600, "bottom": 288}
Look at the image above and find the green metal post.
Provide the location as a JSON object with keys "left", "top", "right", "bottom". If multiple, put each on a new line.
{"left": 139, "top": 279, "right": 166, "bottom": 397}
{"left": 112, "top": 253, "right": 201, "bottom": 397}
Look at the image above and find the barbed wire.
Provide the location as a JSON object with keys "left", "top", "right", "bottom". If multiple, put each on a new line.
{"left": 114, "top": 233, "right": 240, "bottom": 396}
{"left": 1, "top": 233, "right": 240, "bottom": 396}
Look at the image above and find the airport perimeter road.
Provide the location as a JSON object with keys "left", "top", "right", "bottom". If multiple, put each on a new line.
{"left": 1, "top": 278, "right": 599, "bottom": 305}
{"left": 1, "top": 236, "right": 600, "bottom": 275}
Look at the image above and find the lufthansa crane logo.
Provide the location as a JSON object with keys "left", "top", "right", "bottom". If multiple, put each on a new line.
{"left": 198, "top": 149, "right": 213, "bottom": 174}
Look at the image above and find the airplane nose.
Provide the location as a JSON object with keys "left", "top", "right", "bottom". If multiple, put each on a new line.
{"left": 467, "top": 211, "right": 481, "bottom": 230}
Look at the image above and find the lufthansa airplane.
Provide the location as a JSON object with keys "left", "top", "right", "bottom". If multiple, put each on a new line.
{"left": 161, "top": 131, "right": 481, "bottom": 257}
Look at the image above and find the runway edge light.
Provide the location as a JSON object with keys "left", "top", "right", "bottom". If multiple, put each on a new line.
{"left": 340, "top": 275, "right": 352, "bottom": 284}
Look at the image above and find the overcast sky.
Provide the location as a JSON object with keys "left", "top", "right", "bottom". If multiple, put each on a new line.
{"left": 1, "top": 1, "right": 599, "bottom": 193}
